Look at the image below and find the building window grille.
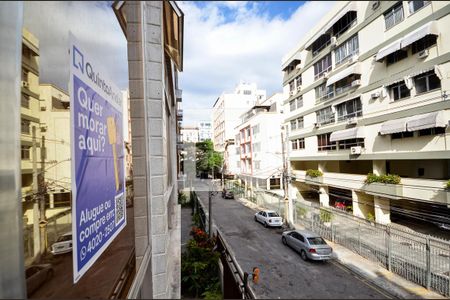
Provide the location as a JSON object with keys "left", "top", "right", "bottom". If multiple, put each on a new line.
{"left": 314, "top": 53, "right": 332, "bottom": 80}
{"left": 338, "top": 138, "right": 364, "bottom": 150}
{"left": 21, "top": 145, "right": 31, "bottom": 160}
{"left": 21, "top": 93, "right": 30, "bottom": 108}
{"left": 336, "top": 98, "right": 362, "bottom": 121}
{"left": 386, "top": 50, "right": 407, "bottom": 66}
{"left": 414, "top": 70, "right": 441, "bottom": 94}
{"left": 316, "top": 106, "right": 335, "bottom": 126}
{"left": 317, "top": 133, "right": 336, "bottom": 151}
{"left": 21, "top": 119, "right": 30, "bottom": 134}
{"left": 384, "top": 2, "right": 404, "bottom": 30}
{"left": 411, "top": 35, "right": 437, "bottom": 54}
{"left": 335, "top": 34, "right": 359, "bottom": 65}
{"left": 315, "top": 83, "right": 334, "bottom": 102}
{"left": 389, "top": 81, "right": 410, "bottom": 101}
{"left": 408, "top": 0, "right": 430, "bottom": 14}
{"left": 418, "top": 127, "right": 445, "bottom": 136}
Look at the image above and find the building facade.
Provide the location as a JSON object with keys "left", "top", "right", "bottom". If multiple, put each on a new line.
{"left": 198, "top": 120, "right": 212, "bottom": 141}
{"left": 212, "top": 82, "right": 266, "bottom": 153}
{"left": 282, "top": 1, "right": 450, "bottom": 225}
{"left": 180, "top": 125, "right": 199, "bottom": 143}
{"left": 235, "top": 93, "right": 286, "bottom": 192}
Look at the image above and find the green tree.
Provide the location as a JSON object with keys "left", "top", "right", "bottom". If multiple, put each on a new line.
{"left": 196, "top": 140, "right": 223, "bottom": 178}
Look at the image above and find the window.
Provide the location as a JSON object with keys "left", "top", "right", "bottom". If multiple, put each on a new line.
{"left": 312, "top": 34, "right": 331, "bottom": 57}
{"left": 291, "top": 140, "right": 298, "bottom": 150}
{"left": 411, "top": 35, "right": 437, "bottom": 54}
{"left": 295, "top": 233, "right": 305, "bottom": 242}
{"left": 335, "top": 35, "right": 359, "bottom": 65}
{"left": 390, "top": 81, "right": 410, "bottom": 101}
{"left": 336, "top": 98, "right": 362, "bottom": 121}
{"left": 246, "top": 127, "right": 251, "bottom": 138}
{"left": 298, "top": 138, "right": 305, "bottom": 149}
{"left": 21, "top": 93, "right": 30, "bottom": 108}
{"left": 418, "top": 127, "right": 445, "bottom": 136}
{"left": 414, "top": 71, "right": 441, "bottom": 94}
{"left": 316, "top": 106, "right": 335, "bottom": 125}
{"left": 252, "top": 124, "right": 260, "bottom": 135}
{"left": 296, "top": 97, "right": 303, "bottom": 109}
{"left": 338, "top": 138, "right": 364, "bottom": 149}
{"left": 334, "top": 74, "right": 360, "bottom": 96}
{"left": 408, "top": 0, "right": 430, "bottom": 14}
{"left": 290, "top": 120, "right": 297, "bottom": 131}
{"left": 289, "top": 100, "right": 296, "bottom": 112}
{"left": 314, "top": 53, "right": 332, "bottom": 80}
{"left": 297, "top": 117, "right": 304, "bottom": 129}
{"left": 236, "top": 147, "right": 240, "bottom": 155}
{"left": 392, "top": 131, "right": 414, "bottom": 139}
{"left": 295, "top": 75, "right": 302, "bottom": 89}
{"left": 315, "top": 83, "right": 334, "bottom": 101}
{"left": 243, "top": 90, "right": 251, "bottom": 95}
{"left": 21, "top": 68, "right": 28, "bottom": 82}
{"left": 386, "top": 50, "right": 407, "bottom": 66}
{"left": 21, "top": 119, "right": 30, "bottom": 134}
{"left": 385, "top": 2, "right": 404, "bottom": 30}
{"left": 317, "top": 133, "right": 336, "bottom": 151}
{"left": 332, "top": 11, "right": 357, "bottom": 38}
{"left": 21, "top": 145, "right": 31, "bottom": 160}
{"left": 289, "top": 81, "right": 295, "bottom": 92}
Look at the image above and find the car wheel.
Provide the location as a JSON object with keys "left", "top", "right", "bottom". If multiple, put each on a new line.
{"left": 264, "top": 222, "right": 268, "bottom": 228}
{"left": 300, "top": 250, "right": 308, "bottom": 261}
{"left": 282, "top": 237, "right": 287, "bottom": 245}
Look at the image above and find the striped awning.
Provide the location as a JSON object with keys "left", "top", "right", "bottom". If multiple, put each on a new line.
{"left": 375, "top": 38, "right": 402, "bottom": 61}
{"left": 407, "top": 111, "right": 447, "bottom": 132}
{"left": 401, "top": 21, "right": 438, "bottom": 49}
{"left": 327, "top": 63, "right": 361, "bottom": 86}
{"left": 330, "top": 126, "right": 365, "bottom": 142}
{"left": 379, "top": 117, "right": 410, "bottom": 135}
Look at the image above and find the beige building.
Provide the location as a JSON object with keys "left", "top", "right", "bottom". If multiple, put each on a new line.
{"left": 282, "top": 1, "right": 450, "bottom": 225}
{"left": 180, "top": 125, "right": 199, "bottom": 143}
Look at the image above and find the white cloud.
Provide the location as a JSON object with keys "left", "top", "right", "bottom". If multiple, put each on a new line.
{"left": 178, "top": 1, "right": 336, "bottom": 126}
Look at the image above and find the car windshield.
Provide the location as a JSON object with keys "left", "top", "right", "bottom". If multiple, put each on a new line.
{"left": 57, "top": 235, "right": 72, "bottom": 242}
{"left": 307, "top": 237, "right": 326, "bottom": 245}
{"left": 268, "top": 212, "right": 279, "bottom": 217}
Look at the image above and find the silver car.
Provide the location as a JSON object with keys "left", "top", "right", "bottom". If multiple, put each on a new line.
{"left": 254, "top": 210, "right": 283, "bottom": 228}
{"left": 50, "top": 232, "right": 72, "bottom": 255}
{"left": 281, "top": 230, "right": 333, "bottom": 261}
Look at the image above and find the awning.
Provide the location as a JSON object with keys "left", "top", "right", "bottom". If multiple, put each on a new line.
{"left": 330, "top": 126, "right": 365, "bottom": 142}
{"left": 375, "top": 38, "right": 402, "bottom": 61}
{"left": 379, "top": 117, "right": 410, "bottom": 135}
{"left": 327, "top": 63, "right": 361, "bottom": 86}
{"left": 322, "top": 2, "right": 357, "bottom": 34}
{"left": 304, "top": 29, "right": 327, "bottom": 50}
{"left": 406, "top": 111, "right": 447, "bottom": 131}
{"left": 401, "top": 21, "right": 438, "bottom": 49}
{"left": 282, "top": 52, "right": 301, "bottom": 71}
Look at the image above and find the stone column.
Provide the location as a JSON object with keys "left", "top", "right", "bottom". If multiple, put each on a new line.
{"left": 352, "top": 190, "right": 374, "bottom": 219}
{"left": 374, "top": 196, "right": 391, "bottom": 224}
{"left": 49, "top": 193, "right": 54, "bottom": 209}
{"left": 319, "top": 186, "right": 329, "bottom": 207}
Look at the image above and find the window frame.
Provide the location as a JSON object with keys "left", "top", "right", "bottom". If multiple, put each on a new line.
{"left": 317, "top": 133, "right": 336, "bottom": 151}
{"left": 336, "top": 98, "right": 362, "bottom": 121}
{"left": 414, "top": 71, "right": 441, "bottom": 95}
{"left": 408, "top": 0, "right": 431, "bottom": 15}
{"left": 314, "top": 53, "right": 332, "bottom": 80}
{"left": 389, "top": 81, "right": 411, "bottom": 101}
{"left": 335, "top": 34, "right": 359, "bottom": 66}
{"left": 384, "top": 2, "right": 404, "bottom": 30}
{"left": 316, "top": 106, "right": 335, "bottom": 126}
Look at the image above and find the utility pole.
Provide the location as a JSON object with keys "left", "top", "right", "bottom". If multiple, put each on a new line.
{"left": 208, "top": 182, "right": 212, "bottom": 238}
{"left": 281, "top": 125, "right": 289, "bottom": 227}
{"left": 39, "top": 134, "right": 47, "bottom": 256}
{"left": 32, "top": 126, "right": 41, "bottom": 259}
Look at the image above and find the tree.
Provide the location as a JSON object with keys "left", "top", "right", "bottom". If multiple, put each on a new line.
{"left": 195, "top": 140, "right": 223, "bottom": 178}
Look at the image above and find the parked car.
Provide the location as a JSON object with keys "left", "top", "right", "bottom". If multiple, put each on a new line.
{"left": 435, "top": 222, "right": 450, "bottom": 231}
{"left": 222, "top": 189, "right": 234, "bottom": 199}
{"left": 26, "top": 264, "right": 54, "bottom": 296}
{"left": 50, "top": 232, "right": 72, "bottom": 255}
{"left": 254, "top": 210, "right": 283, "bottom": 228}
{"left": 334, "top": 201, "right": 346, "bottom": 210}
{"left": 281, "top": 229, "right": 333, "bottom": 261}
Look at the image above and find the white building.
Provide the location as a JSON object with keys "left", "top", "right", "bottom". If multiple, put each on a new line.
{"left": 198, "top": 120, "right": 212, "bottom": 141}
{"left": 282, "top": 1, "right": 450, "bottom": 225}
{"left": 234, "top": 93, "right": 286, "bottom": 192}
{"left": 181, "top": 125, "right": 199, "bottom": 143}
{"left": 212, "top": 82, "right": 266, "bottom": 153}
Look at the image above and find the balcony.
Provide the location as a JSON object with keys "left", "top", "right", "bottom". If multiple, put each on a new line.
{"left": 176, "top": 109, "right": 183, "bottom": 120}
{"left": 291, "top": 170, "right": 448, "bottom": 205}
{"left": 176, "top": 88, "right": 182, "bottom": 102}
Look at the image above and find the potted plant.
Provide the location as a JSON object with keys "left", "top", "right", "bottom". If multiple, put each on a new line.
{"left": 305, "top": 169, "right": 323, "bottom": 184}
{"left": 363, "top": 173, "right": 402, "bottom": 198}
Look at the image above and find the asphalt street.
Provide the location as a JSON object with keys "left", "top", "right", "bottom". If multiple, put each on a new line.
{"left": 194, "top": 179, "right": 394, "bottom": 299}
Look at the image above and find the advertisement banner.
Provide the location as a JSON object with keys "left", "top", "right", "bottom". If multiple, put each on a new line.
{"left": 69, "top": 32, "right": 126, "bottom": 283}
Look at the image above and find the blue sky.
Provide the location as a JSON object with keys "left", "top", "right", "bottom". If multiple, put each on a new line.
{"left": 178, "top": 0, "right": 336, "bottom": 125}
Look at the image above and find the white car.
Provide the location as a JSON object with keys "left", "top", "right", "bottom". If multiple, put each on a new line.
{"left": 254, "top": 210, "right": 283, "bottom": 228}
{"left": 50, "top": 232, "right": 72, "bottom": 255}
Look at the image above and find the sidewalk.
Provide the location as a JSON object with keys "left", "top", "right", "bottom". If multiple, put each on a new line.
{"left": 234, "top": 196, "right": 446, "bottom": 299}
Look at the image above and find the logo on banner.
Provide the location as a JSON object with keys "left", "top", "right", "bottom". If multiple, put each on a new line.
{"left": 73, "top": 46, "right": 84, "bottom": 74}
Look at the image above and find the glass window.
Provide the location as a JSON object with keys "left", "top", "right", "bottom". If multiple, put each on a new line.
{"left": 315, "top": 83, "right": 334, "bottom": 102}
{"left": 386, "top": 50, "right": 408, "bottom": 66}
{"left": 411, "top": 35, "right": 437, "bottom": 54}
{"left": 307, "top": 237, "right": 327, "bottom": 245}
{"left": 314, "top": 53, "right": 332, "bottom": 79}
{"left": 21, "top": 93, "right": 30, "bottom": 108}
{"left": 296, "top": 97, "right": 303, "bottom": 109}
{"left": 418, "top": 127, "right": 446, "bottom": 136}
{"left": 312, "top": 34, "right": 331, "bottom": 57}
{"left": 332, "top": 11, "right": 357, "bottom": 38}
{"left": 296, "top": 234, "right": 305, "bottom": 242}
{"left": 295, "top": 75, "right": 302, "bottom": 89}
{"left": 289, "top": 81, "right": 295, "bottom": 92}
{"left": 289, "top": 100, "right": 296, "bottom": 112}
{"left": 291, "top": 140, "right": 298, "bottom": 150}
{"left": 290, "top": 120, "right": 297, "bottom": 131}
{"left": 21, "top": 145, "right": 31, "bottom": 160}
{"left": 338, "top": 138, "right": 365, "bottom": 150}
{"left": 392, "top": 131, "right": 414, "bottom": 139}
{"left": 316, "top": 106, "right": 335, "bottom": 125}
{"left": 21, "top": 119, "right": 30, "bottom": 134}
{"left": 268, "top": 212, "right": 279, "bottom": 217}
{"left": 243, "top": 90, "right": 251, "bottom": 95}
{"left": 317, "top": 133, "right": 336, "bottom": 151}
{"left": 390, "top": 81, "right": 410, "bottom": 101}
{"left": 335, "top": 34, "right": 359, "bottom": 65}
{"left": 336, "top": 98, "right": 362, "bottom": 121}
{"left": 414, "top": 71, "right": 441, "bottom": 94}
{"left": 385, "top": 2, "right": 404, "bottom": 30}
{"left": 297, "top": 117, "right": 304, "bottom": 129}
{"left": 408, "top": 0, "right": 430, "bottom": 14}
{"left": 298, "top": 138, "right": 305, "bottom": 149}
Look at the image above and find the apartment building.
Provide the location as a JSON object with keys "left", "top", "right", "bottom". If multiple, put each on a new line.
{"left": 198, "top": 120, "right": 212, "bottom": 141}
{"left": 235, "top": 93, "right": 286, "bottom": 192}
{"left": 282, "top": 1, "right": 450, "bottom": 225}
{"left": 212, "top": 82, "right": 266, "bottom": 153}
{"left": 180, "top": 125, "right": 199, "bottom": 143}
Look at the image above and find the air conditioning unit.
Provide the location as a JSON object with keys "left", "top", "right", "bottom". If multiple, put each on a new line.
{"left": 330, "top": 36, "right": 337, "bottom": 48}
{"left": 371, "top": 92, "right": 380, "bottom": 99}
{"left": 418, "top": 49, "right": 429, "bottom": 59}
{"left": 21, "top": 81, "right": 29, "bottom": 88}
{"left": 346, "top": 118, "right": 357, "bottom": 125}
{"left": 351, "top": 79, "right": 361, "bottom": 87}
{"left": 350, "top": 146, "right": 362, "bottom": 155}
{"left": 372, "top": 0, "right": 380, "bottom": 10}
{"left": 323, "top": 71, "right": 329, "bottom": 79}
{"left": 40, "top": 105, "right": 46, "bottom": 111}
{"left": 289, "top": 91, "right": 294, "bottom": 96}
{"left": 314, "top": 122, "right": 321, "bottom": 128}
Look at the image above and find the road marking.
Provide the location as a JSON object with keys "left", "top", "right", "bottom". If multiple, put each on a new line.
{"left": 330, "top": 260, "right": 394, "bottom": 299}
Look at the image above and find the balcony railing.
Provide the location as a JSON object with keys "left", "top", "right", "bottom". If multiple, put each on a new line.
{"left": 334, "top": 83, "right": 354, "bottom": 96}
{"left": 337, "top": 110, "right": 362, "bottom": 122}
{"left": 314, "top": 65, "right": 332, "bottom": 81}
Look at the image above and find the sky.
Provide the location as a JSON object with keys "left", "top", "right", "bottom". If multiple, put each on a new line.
{"left": 22, "top": 1, "right": 337, "bottom": 129}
